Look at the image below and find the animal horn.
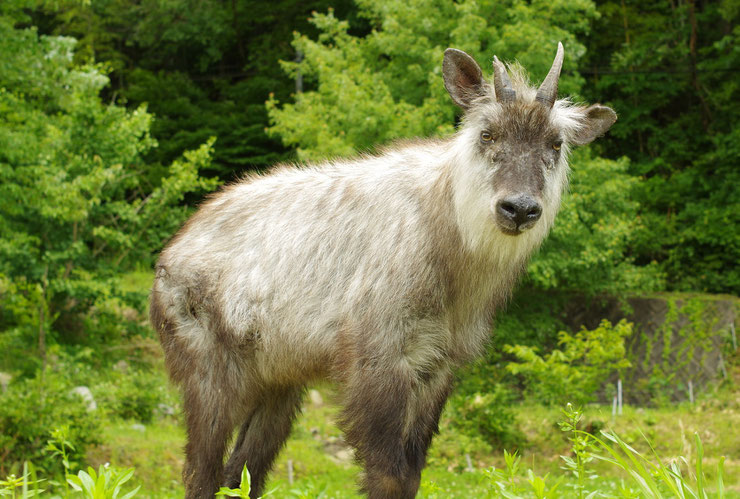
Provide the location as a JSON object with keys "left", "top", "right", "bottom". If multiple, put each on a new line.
{"left": 493, "top": 55, "right": 516, "bottom": 102}
{"left": 535, "top": 42, "right": 564, "bottom": 108}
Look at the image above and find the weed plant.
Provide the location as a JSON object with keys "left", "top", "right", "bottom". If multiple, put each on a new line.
{"left": 1, "top": 404, "right": 728, "bottom": 498}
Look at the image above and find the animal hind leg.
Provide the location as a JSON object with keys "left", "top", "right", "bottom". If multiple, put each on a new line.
{"left": 182, "top": 378, "right": 238, "bottom": 499}
{"left": 223, "top": 385, "right": 304, "bottom": 498}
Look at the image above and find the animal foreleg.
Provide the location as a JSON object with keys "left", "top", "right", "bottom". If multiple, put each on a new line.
{"left": 402, "top": 369, "right": 453, "bottom": 497}
{"left": 340, "top": 365, "right": 417, "bottom": 499}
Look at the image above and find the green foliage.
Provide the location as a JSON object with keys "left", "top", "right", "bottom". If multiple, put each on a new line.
{"left": 588, "top": 429, "right": 726, "bottom": 498}
{"left": 0, "top": 429, "right": 140, "bottom": 499}
{"left": 528, "top": 149, "right": 663, "bottom": 295}
{"left": 581, "top": 0, "right": 740, "bottom": 294}
{"left": 216, "top": 464, "right": 276, "bottom": 498}
{"left": 505, "top": 320, "right": 633, "bottom": 405}
{"left": 0, "top": 11, "right": 217, "bottom": 367}
{"left": 215, "top": 465, "right": 252, "bottom": 498}
{"left": 67, "top": 465, "right": 139, "bottom": 499}
{"left": 0, "top": 462, "right": 45, "bottom": 498}
{"left": 487, "top": 405, "right": 728, "bottom": 498}
{"left": 95, "top": 371, "right": 163, "bottom": 424}
{"left": 25, "top": 0, "right": 352, "bottom": 178}
{"left": 557, "top": 404, "right": 599, "bottom": 498}
{"left": 0, "top": 374, "right": 100, "bottom": 477}
{"left": 286, "top": 480, "right": 328, "bottom": 499}
{"left": 486, "top": 449, "right": 564, "bottom": 498}
{"left": 267, "top": 0, "right": 599, "bottom": 161}
{"left": 446, "top": 385, "right": 524, "bottom": 449}
{"left": 626, "top": 296, "right": 725, "bottom": 405}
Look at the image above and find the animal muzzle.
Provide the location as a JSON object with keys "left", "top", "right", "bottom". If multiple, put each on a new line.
{"left": 494, "top": 194, "right": 542, "bottom": 234}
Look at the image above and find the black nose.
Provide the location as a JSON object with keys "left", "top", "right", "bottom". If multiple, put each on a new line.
{"left": 496, "top": 195, "right": 542, "bottom": 231}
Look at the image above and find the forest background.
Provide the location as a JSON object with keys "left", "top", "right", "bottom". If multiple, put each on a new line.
{"left": 0, "top": 0, "right": 738, "bottom": 496}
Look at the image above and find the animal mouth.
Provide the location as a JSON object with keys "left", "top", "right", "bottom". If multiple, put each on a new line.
{"left": 494, "top": 212, "right": 539, "bottom": 236}
{"left": 498, "top": 225, "right": 523, "bottom": 236}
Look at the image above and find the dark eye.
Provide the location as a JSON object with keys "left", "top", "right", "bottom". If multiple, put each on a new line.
{"left": 552, "top": 141, "right": 562, "bottom": 151}
{"left": 480, "top": 131, "right": 494, "bottom": 143}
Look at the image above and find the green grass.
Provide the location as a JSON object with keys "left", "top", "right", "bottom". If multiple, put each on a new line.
{"left": 88, "top": 419, "right": 185, "bottom": 498}
{"left": 82, "top": 381, "right": 739, "bottom": 498}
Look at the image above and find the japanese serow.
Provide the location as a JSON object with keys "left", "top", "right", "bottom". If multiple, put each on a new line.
{"left": 150, "top": 43, "right": 616, "bottom": 498}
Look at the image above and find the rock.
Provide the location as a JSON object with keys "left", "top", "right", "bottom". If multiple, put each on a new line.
{"left": 324, "top": 436, "right": 353, "bottom": 464}
{"left": 334, "top": 448, "right": 353, "bottom": 463}
{"left": 131, "top": 423, "right": 146, "bottom": 432}
{"left": 122, "top": 308, "right": 139, "bottom": 321}
{"left": 308, "top": 389, "right": 323, "bottom": 407}
{"left": 113, "top": 360, "right": 129, "bottom": 373}
{"left": 71, "top": 386, "right": 97, "bottom": 411}
{"left": 157, "top": 403, "right": 176, "bottom": 416}
{"left": 0, "top": 372, "right": 11, "bottom": 393}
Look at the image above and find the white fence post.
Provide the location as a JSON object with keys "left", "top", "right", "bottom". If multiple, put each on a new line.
{"left": 612, "top": 395, "right": 617, "bottom": 419}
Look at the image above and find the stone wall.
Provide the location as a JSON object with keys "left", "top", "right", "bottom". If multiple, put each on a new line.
{"left": 563, "top": 293, "right": 738, "bottom": 405}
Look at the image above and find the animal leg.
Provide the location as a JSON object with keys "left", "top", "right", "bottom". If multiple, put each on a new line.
{"left": 182, "top": 381, "right": 237, "bottom": 499}
{"left": 223, "top": 385, "right": 304, "bottom": 498}
{"left": 340, "top": 366, "right": 416, "bottom": 499}
{"left": 401, "top": 370, "right": 453, "bottom": 497}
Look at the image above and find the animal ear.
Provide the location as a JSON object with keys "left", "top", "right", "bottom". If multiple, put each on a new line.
{"left": 571, "top": 105, "right": 618, "bottom": 145}
{"left": 443, "top": 48, "right": 484, "bottom": 110}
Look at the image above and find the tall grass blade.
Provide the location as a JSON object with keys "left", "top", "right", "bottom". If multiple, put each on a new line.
{"left": 602, "top": 430, "right": 664, "bottom": 497}
{"left": 717, "top": 456, "right": 725, "bottom": 499}
{"left": 694, "top": 433, "right": 704, "bottom": 499}
{"left": 119, "top": 485, "right": 141, "bottom": 499}
{"left": 583, "top": 431, "right": 661, "bottom": 498}
{"left": 667, "top": 461, "right": 689, "bottom": 499}
{"left": 22, "top": 461, "right": 29, "bottom": 498}
{"left": 636, "top": 429, "right": 684, "bottom": 497}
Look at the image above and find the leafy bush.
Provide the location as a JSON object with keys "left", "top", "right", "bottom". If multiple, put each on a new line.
{"left": 1, "top": 429, "right": 141, "bottom": 499}
{"left": 0, "top": 13, "right": 217, "bottom": 370}
{"left": 95, "top": 370, "right": 165, "bottom": 424}
{"left": 0, "top": 373, "right": 101, "bottom": 477}
{"left": 505, "top": 320, "right": 633, "bottom": 405}
{"left": 67, "top": 464, "right": 140, "bottom": 499}
{"left": 527, "top": 149, "right": 663, "bottom": 296}
{"left": 445, "top": 384, "right": 524, "bottom": 450}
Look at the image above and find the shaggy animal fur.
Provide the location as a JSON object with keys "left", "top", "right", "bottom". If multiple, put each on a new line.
{"left": 150, "top": 45, "right": 616, "bottom": 499}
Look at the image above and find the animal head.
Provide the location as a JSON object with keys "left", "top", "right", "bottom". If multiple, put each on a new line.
{"left": 443, "top": 43, "right": 616, "bottom": 242}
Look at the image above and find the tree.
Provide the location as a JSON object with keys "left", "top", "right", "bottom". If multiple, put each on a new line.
{"left": 268, "top": 0, "right": 598, "bottom": 160}
{"left": 25, "top": 0, "right": 359, "bottom": 179}
{"left": 267, "top": 0, "right": 660, "bottom": 297}
{"left": 580, "top": 0, "right": 740, "bottom": 293}
{"left": 0, "top": 7, "right": 216, "bottom": 373}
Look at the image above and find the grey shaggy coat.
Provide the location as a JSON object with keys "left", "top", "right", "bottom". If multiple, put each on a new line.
{"left": 150, "top": 44, "right": 616, "bottom": 499}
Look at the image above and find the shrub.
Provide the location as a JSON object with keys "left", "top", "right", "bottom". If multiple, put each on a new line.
{"left": 445, "top": 384, "right": 524, "bottom": 450}
{"left": 505, "top": 319, "right": 633, "bottom": 405}
{"left": 0, "top": 373, "right": 101, "bottom": 477}
{"left": 96, "top": 370, "right": 163, "bottom": 423}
